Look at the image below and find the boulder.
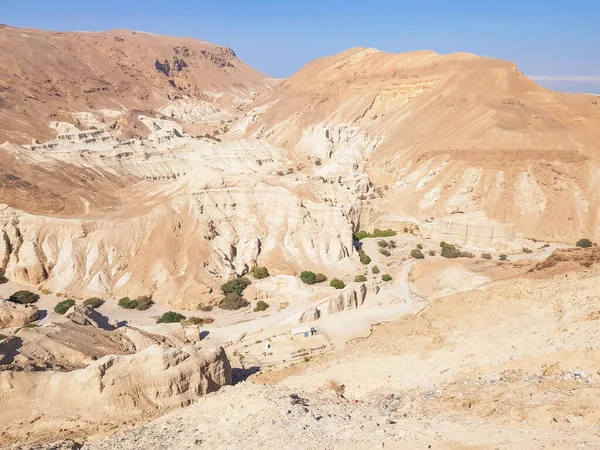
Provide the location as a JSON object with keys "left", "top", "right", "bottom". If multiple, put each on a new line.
{"left": 0, "top": 300, "right": 38, "bottom": 329}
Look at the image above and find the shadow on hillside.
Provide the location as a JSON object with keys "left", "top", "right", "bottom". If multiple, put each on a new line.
{"left": 232, "top": 366, "right": 260, "bottom": 384}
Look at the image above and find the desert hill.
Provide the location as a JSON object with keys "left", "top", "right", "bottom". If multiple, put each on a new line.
{"left": 0, "top": 24, "right": 271, "bottom": 143}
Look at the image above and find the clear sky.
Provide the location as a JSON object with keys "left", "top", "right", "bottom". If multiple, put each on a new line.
{"left": 2, "top": 0, "right": 599, "bottom": 92}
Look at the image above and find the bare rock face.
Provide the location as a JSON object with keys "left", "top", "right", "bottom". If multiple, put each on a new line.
{"left": 0, "top": 300, "right": 38, "bottom": 329}
{"left": 326, "top": 284, "right": 367, "bottom": 314}
{"left": 298, "top": 307, "right": 321, "bottom": 323}
{"left": 63, "top": 304, "right": 113, "bottom": 329}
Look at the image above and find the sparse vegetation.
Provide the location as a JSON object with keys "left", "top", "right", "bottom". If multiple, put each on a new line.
{"left": 355, "top": 229, "right": 397, "bottom": 240}
{"left": 440, "top": 242, "right": 460, "bottom": 259}
{"left": 83, "top": 297, "right": 105, "bottom": 308}
{"left": 300, "top": 271, "right": 318, "bottom": 285}
{"left": 118, "top": 297, "right": 137, "bottom": 309}
{"left": 54, "top": 299, "right": 75, "bottom": 315}
{"left": 388, "top": 240, "right": 397, "bottom": 249}
{"left": 379, "top": 248, "right": 391, "bottom": 257}
{"left": 157, "top": 311, "right": 186, "bottom": 324}
{"left": 330, "top": 278, "right": 345, "bottom": 289}
{"left": 314, "top": 159, "right": 322, "bottom": 166}
{"left": 410, "top": 249, "right": 425, "bottom": 259}
{"left": 522, "top": 247, "right": 533, "bottom": 254}
{"left": 315, "top": 273, "right": 327, "bottom": 283}
{"left": 182, "top": 316, "right": 205, "bottom": 325}
{"left": 576, "top": 238, "right": 593, "bottom": 248}
{"left": 372, "top": 265, "right": 380, "bottom": 274}
{"left": 8, "top": 290, "right": 39, "bottom": 305}
{"left": 41, "top": 289, "right": 52, "bottom": 295}
{"left": 250, "top": 266, "right": 269, "bottom": 279}
{"left": 499, "top": 254, "right": 508, "bottom": 261}
{"left": 118, "top": 295, "right": 153, "bottom": 310}
{"left": 416, "top": 243, "right": 423, "bottom": 250}
{"left": 221, "top": 277, "right": 251, "bottom": 295}
{"left": 354, "top": 274, "right": 367, "bottom": 282}
{"left": 481, "top": 253, "right": 492, "bottom": 260}
{"left": 253, "top": 300, "right": 270, "bottom": 312}
{"left": 459, "top": 251, "right": 475, "bottom": 258}
{"left": 219, "top": 292, "right": 250, "bottom": 310}
{"left": 428, "top": 250, "right": 436, "bottom": 256}
{"left": 377, "top": 240, "right": 389, "bottom": 248}
{"left": 382, "top": 274, "right": 392, "bottom": 282}
{"left": 358, "top": 249, "right": 372, "bottom": 265}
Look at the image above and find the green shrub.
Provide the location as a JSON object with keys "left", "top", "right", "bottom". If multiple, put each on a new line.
{"left": 440, "top": 242, "right": 460, "bottom": 259}
{"left": 354, "top": 275, "right": 367, "bottom": 282}
{"left": 253, "top": 300, "right": 270, "bottom": 312}
{"left": 416, "top": 244, "right": 423, "bottom": 250}
{"left": 522, "top": 247, "right": 533, "bottom": 254}
{"left": 481, "top": 253, "right": 492, "bottom": 260}
{"left": 379, "top": 248, "right": 391, "bottom": 257}
{"left": 221, "top": 277, "right": 251, "bottom": 295}
{"left": 315, "top": 273, "right": 327, "bottom": 283}
{"left": 355, "top": 229, "right": 397, "bottom": 240}
{"left": 382, "top": 274, "right": 392, "bottom": 282}
{"left": 250, "top": 266, "right": 270, "bottom": 279}
{"left": 300, "top": 271, "right": 317, "bottom": 285}
{"left": 157, "top": 311, "right": 186, "bottom": 324}
{"left": 83, "top": 297, "right": 105, "bottom": 308}
{"left": 330, "top": 279, "right": 345, "bottom": 289}
{"left": 576, "top": 238, "right": 593, "bottom": 248}
{"left": 8, "top": 290, "right": 39, "bottom": 304}
{"left": 135, "top": 295, "right": 153, "bottom": 311}
{"left": 499, "top": 254, "right": 508, "bottom": 261}
{"left": 118, "top": 297, "right": 137, "bottom": 309}
{"left": 219, "top": 292, "right": 250, "bottom": 310}
{"left": 358, "top": 249, "right": 371, "bottom": 265}
{"left": 410, "top": 249, "right": 425, "bottom": 259}
{"left": 54, "top": 299, "right": 75, "bottom": 315}
{"left": 372, "top": 265, "right": 380, "bottom": 274}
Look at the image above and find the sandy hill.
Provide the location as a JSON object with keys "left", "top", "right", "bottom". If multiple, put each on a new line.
{"left": 0, "top": 24, "right": 271, "bottom": 143}
{"left": 241, "top": 47, "right": 600, "bottom": 241}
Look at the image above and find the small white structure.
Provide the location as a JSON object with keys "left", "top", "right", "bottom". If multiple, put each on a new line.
{"left": 291, "top": 326, "right": 315, "bottom": 339}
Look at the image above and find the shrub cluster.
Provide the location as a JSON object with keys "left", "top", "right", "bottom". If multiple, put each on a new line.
{"left": 358, "top": 249, "right": 371, "bottom": 265}
{"left": 379, "top": 248, "right": 391, "bottom": 257}
{"left": 440, "top": 242, "right": 460, "bottom": 259}
{"left": 83, "top": 297, "right": 105, "bottom": 308}
{"left": 354, "top": 274, "right": 367, "bottom": 282}
{"left": 253, "top": 300, "right": 270, "bottom": 312}
{"left": 221, "top": 277, "right": 251, "bottom": 295}
{"left": 54, "top": 299, "right": 75, "bottom": 315}
{"left": 355, "top": 229, "right": 397, "bottom": 240}
{"left": 410, "top": 249, "right": 425, "bottom": 259}
{"left": 576, "top": 238, "right": 593, "bottom": 248}
{"left": 459, "top": 251, "right": 475, "bottom": 258}
{"left": 219, "top": 292, "right": 250, "bottom": 310}
{"left": 250, "top": 266, "right": 269, "bottom": 279}
{"left": 8, "top": 290, "right": 39, "bottom": 304}
{"left": 330, "top": 279, "right": 345, "bottom": 289}
{"left": 118, "top": 295, "right": 154, "bottom": 311}
{"left": 372, "top": 265, "right": 380, "bottom": 274}
{"left": 157, "top": 311, "right": 186, "bottom": 324}
{"left": 381, "top": 274, "right": 392, "bottom": 282}
{"left": 300, "top": 271, "right": 317, "bottom": 285}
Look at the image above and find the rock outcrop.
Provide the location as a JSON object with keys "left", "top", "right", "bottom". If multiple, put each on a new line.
{"left": 0, "top": 300, "right": 38, "bottom": 329}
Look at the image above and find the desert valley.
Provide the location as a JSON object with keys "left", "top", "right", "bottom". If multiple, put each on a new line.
{"left": 0, "top": 22, "right": 599, "bottom": 449}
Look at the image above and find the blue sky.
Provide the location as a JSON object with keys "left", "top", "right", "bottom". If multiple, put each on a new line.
{"left": 3, "top": 0, "right": 599, "bottom": 92}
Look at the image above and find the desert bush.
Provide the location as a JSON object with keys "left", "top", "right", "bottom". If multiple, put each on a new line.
{"left": 416, "top": 243, "right": 423, "bottom": 250}
{"left": 157, "top": 311, "right": 186, "bottom": 324}
{"left": 410, "top": 249, "right": 425, "bottom": 259}
{"left": 576, "top": 238, "right": 593, "bottom": 248}
{"left": 54, "top": 299, "right": 75, "bottom": 315}
{"left": 377, "top": 240, "right": 389, "bottom": 248}
{"left": 542, "top": 243, "right": 550, "bottom": 248}
{"left": 379, "top": 248, "right": 391, "bottom": 257}
{"left": 389, "top": 240, "right": 397, "bottom": 249}
{"left": 300, "top": 271, "right": 317, "bottom": 285}
{"left": 314, "top": 159, "right": 322, "bottom": 166}
{"left": 8, "top": 290, "right": 39, "bottom": 304}
{"left": 83, "top": 297, "right": 105, "bottom": 308}
{"left": 118, "top": 297, "right": 137, "bottom": 309}
{"left": 382, "top": 274, "right": 392, "bottom": 282}
{"left": 221, "top": 277, "right": 251, "bottom": 295}
{"left": 250, "top": 266, "right": 270, "bottom": 279}
{"left": 135, "top": 295, "right": 154, "bottom": 311}
{"left": 315, "top": 273, "right": 327, "bottom": 283}
{"left": 358, "top": 249, "right": 372, "bottom": 265}
{"left": 459, "top": 251, "right": 475, "bottom": 258}
{"left": 481, "top": 253, "right": 492, "bottom": 260}
{"left": 372, "top": 265, "right": 380, "bottom": 274}
{"left": 522, "top": 247, "right": 533, "bottom": 254}
{"left": 354, "top": 275, "right": 367, "bottom": 282}
{"left": 182, "top": 316, "right": 205, "bottom": 326}
{"left": 41, "top": 289, "right": 52, "bottom": 295}
{"left": 440, "top": 242, "right": 460, "bottom": 259}
{"left": 428, "top": 250, "right": 436, "bottom": 256}
{"left": 499, "top": 254, "right": 508, "bottom": 261}
{"left": 355, "top": 229, "right": 397, "bottom": 240}
{"left": 253, "top": 300, "right": 270, "bottom": 312}
{"left": 200, "top": 305, "right": 213, "bottom": 312}
{"left": 330, "top": 279, "right": 345, "bottom": 289}
{"left": 219, "top": 292, "right": 250, "bottom": 310}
